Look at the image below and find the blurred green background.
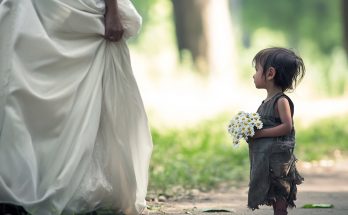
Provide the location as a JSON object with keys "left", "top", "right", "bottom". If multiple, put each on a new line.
{"left": 128, "top": 0, "right": 348, "bottom": 195}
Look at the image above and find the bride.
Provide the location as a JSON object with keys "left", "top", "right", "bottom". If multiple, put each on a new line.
{"left": 0, "top": 0, "right": 153, "bottom": 214}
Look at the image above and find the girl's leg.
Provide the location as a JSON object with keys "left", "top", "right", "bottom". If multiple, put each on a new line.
{"left": 273, "top": 198, "right": 288, "bottom": 215}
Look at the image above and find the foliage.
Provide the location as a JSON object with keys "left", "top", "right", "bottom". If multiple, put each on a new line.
{"left": 237, "top": 0, "right": 348, "bottom": 96}
{"left": 296, "top": 115, "right": 348, "bottom": 160}
{"left": 149, "top": 115, "right": 249, "bottom": 194}
{"left": 149, "top": 114, "right": 348, "bottom": 194}
{"left": 132, "top": 0, "right": 348, "bottom": 96}
{"left": 239, "top": 0, "right": 342, "bottom": 54}
{"left": 132, "top": 0, "right": 168, "bottom": 32}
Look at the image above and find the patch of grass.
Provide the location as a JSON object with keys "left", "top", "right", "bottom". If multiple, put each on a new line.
{"left": 149, "top": 114, "right": 348, "bottom": 194}
{"left": 295, "top": 116, "right": 348, "bottom": 160}
{"left": 149, "top": 115, "right": 249, "bottom": 194}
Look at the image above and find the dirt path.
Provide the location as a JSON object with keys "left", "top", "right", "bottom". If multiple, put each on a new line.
{"left": 147, "top": 159, "right": 348, "bottom": 215}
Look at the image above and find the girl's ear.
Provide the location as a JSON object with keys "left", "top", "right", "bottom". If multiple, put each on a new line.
{"left": 266, "top": 67, "right": 276, "bottom": 80}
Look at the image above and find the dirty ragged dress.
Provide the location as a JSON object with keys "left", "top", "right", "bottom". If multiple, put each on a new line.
{"left": 248, "top": 92, "right": 304, "bottom": 210}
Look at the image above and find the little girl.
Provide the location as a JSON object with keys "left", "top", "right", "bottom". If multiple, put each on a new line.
{"left": 248, "top": 47, "right": 305, "bottom": 215}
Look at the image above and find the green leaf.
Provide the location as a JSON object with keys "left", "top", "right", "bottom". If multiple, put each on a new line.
{"left": 302, "top": 204, "right": 334, "bottom": 208}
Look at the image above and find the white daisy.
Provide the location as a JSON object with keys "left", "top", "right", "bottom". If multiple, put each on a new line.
{"left": 227, "top": 111, "right": 263, "bottom": 148}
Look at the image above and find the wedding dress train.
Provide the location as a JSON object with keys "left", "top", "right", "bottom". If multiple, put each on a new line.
{"left": 0, "top": 0, "right": 152, "bottom": 214}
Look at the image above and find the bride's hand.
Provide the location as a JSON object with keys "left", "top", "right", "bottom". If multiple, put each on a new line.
{"left": 104, "top": 0, "right": 124, "bottom": 42}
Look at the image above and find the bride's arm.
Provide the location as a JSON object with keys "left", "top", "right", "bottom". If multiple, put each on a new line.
{"left": 104, "top": 0, "right": 124, "bottom": 41}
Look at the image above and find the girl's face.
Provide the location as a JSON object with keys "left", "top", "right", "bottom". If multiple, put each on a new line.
{"left": 253, "top": 64, "right": 266, "bottom": 89}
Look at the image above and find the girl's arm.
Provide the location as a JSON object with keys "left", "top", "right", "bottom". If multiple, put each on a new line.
{"left": 104, "top": 0, "right": 124, "bottom": 41}
{"left": 253, "top": 97, "right": 293, "bottom": 138}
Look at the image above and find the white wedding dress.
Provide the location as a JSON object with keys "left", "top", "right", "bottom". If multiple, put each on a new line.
{"left": 0, "top": 0, "right": 153, "bottom": 214}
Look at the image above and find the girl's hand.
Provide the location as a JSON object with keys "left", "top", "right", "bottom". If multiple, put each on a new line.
{"left": 104, "top": 0, "right": 124, "bottom": 42}
{"left": 253, "top": 129, "right": 262, "bottom": 139}
{"left": 248, "top": 130, "right": 261, "bottom": 144}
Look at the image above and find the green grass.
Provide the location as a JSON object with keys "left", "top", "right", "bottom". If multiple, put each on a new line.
{"left": 295, "top": 116, "right": 348, "bottom": 160}
{"left": 149, "top": 115, "right": 249, "bottom": 195}
{"left": 148, "top": 114, "right": 348, "bottom": 194}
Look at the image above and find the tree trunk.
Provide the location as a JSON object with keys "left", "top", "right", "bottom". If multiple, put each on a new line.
{"left": 171, "top": 0, "right": 209, "bottom": 72}
{"left": 171, "top": 0, "right": 236, "bottom": 77}
{"left": 343, "top": 0, "right": 348, "bottom": 56}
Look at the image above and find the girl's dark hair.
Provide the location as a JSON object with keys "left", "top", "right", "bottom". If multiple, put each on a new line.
{"left": 252, "top": 47, "right": 305, "bottom": 92}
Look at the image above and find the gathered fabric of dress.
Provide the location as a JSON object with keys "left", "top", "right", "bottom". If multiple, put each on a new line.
{"left": 0, "top": 0, "right": 153, "bottom": 214}
{"left": 248, "top": 92, "right": 304, "bottom": 210}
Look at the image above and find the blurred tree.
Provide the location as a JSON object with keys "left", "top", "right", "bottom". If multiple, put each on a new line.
{"left": 240, "top": 0, "right": 342, "bottom": 54}
{"left": 131, "top": 0, "right": 159, "bottom": 34}
{"left": 171, "top": 0, "right": 209, "bottom": 72}
{"left": 171, "top": 0, "right": 235, "bottom": 75}
{"left": 343, "top": 0, "right": 348, "bottom": 55}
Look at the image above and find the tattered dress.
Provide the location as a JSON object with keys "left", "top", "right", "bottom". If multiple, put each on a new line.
{"left": 248, "top": 92, "right": 303, "bottom": 209}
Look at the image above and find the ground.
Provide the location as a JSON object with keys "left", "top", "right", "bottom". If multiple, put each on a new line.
{"left": 147, "top": 159, "right": 348, "bottom": 215}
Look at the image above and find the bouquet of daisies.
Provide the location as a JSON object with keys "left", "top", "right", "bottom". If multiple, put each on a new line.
{"left": 227, "top": 111, "right": 263, "bottom": 147}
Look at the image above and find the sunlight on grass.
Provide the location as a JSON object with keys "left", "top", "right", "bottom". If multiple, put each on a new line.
{"left": 149, "top": 114, "right": 348, "bottom": 195}
{"left": 149, "top": 114, "right": 249, "bottom": 194}
{"left": 296, "top": 115, "right": 348, "bottom": 160}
